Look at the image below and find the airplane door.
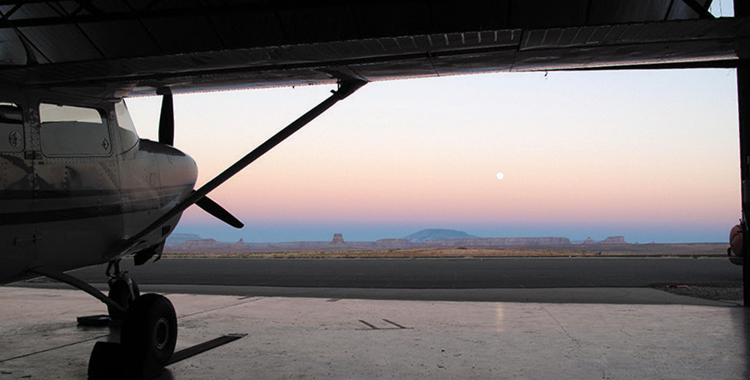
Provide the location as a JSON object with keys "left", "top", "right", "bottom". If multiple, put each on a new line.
{"left": 30, "top": 101, "right": 124, "bottom": 272}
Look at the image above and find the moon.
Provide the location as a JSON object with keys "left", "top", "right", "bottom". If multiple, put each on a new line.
{"left": 496, "top": 172, "right": 504, "bottom": 180}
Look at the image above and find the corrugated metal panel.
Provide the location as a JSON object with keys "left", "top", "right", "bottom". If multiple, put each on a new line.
{"left": 601, "top": 24, "right": 633, "bottom": 44}
{"left": 128, "top": 0, "right": 203, "bottom": 11}
{"left": 141, "top": 15, "right": 223, "bottom": 54}
{"left": 521, "top": 17, "right": 744, "bottom": 53}
{"left": 277, "top": 5, "right": 358, "bottom": 44}
{"left": 19, "top": 24, "right": 102, "bottom": 63}
{"left": 588, "top": 0, "right": 671, "bottom": 24}
{"left": 569, "top": 26, "right": 598, "bottom": 45}
{"left": 510, "top": 0, "right": 588, "bottom": 28}
{"left": 79, "top": 21, "right": 161, "bottom": 59}
{"left": 351, "top": 2, "right": 432, "bottom": 36}
{"left": 430, "top": 0, "right": 509, "bottom": 32}
{"left": 432, "top": 50, "right": 517, "bottom": 75}
{"left": 55, "top": 1, "right": 84, "bottom": 16}
{"left": 6, "top": 2, "right": 59, "bottom": 20}
{"left": 209, "top": 11, "right": 288, "bottom": 49}
{"left": 88, "top": 0, "right": 131, "bottom": 13}
{"left": 0, "top": 30, "right": 27, "bottom": 65}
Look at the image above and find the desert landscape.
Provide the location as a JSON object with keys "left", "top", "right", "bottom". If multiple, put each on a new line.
{"left": 164, "top": 230, "right": 728, "bottom": 259}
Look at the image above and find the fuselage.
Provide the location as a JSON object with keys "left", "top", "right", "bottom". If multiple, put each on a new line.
{"left": 0, "top": 87, "right": 197, "bottom": 284}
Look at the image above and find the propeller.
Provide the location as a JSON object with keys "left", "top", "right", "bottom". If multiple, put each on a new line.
{"left": 156, "top": 87, "right": 242, "bottom": 229}
{"left": 157, "top": 87, "right": 174, "bottom": 146}
{"left": 196, "top": 195, "right": 244, "bottom": 228}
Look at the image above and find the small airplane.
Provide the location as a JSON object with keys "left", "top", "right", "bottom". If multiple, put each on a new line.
{"left": 0, "top": 80, "right": 365, "bottom": 378}
{"left": 0, "top": 1, "right": 745, "bottom": 379}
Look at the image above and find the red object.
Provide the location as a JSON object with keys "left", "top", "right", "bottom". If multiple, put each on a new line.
{"left": 729, "top": 225, "right": 743, "bottom": 265}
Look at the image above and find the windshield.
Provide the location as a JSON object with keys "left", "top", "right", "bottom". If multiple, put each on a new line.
{"left": 115, "top": 100, "right": 139, "bottom": 151}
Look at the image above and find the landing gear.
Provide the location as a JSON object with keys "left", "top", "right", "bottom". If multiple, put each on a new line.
{"left": 88, "top": 292, "right": 177, "bottom": 380}
{"left": 106, "top": 260, "right": 140, "bottom": 320}
{"left": 30, "top": 265, "right": 177, "bottom": 379}
{"left": 89, "top": 261, "right": 176, "bottom": 379}
{"left": 88, "top": 293, "right": 177, "bottom": 380}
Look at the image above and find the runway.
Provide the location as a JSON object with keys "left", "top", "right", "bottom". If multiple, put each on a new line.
{"left": 20, "top": 256, "right": 733, "bottom": 306}
{"left": 67, "top": 256, "right": 739, "bottom": 288}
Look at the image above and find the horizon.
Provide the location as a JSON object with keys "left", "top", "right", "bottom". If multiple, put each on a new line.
{"left": 167, "top": 228, "right": 697, "bottom": 245}
{"left": 127, "top": 66, "right": 740, "bottom": 245}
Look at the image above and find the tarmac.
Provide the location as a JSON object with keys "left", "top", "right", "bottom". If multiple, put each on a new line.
{"left": 0, "top": 285, "right": 748, "bottom": 379}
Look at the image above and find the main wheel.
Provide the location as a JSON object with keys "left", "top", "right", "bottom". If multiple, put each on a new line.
{"left": 107, "top": 278, "right": 140, "bottom": 319}
{"left": 121, "top": 294, "right": 177, "bottom": 368}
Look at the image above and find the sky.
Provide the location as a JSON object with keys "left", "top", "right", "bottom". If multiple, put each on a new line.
{"left": 125, "top": 2, "right": 740, "bottom": 244}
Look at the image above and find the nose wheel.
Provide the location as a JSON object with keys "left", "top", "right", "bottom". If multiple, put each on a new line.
{"left": 122, "top": 293, "right": 178, "bottom": 377}
{"left": 88, "top": 261, "right": 177, "bottom": 379}
{"left": 89, "top": 293, "right": 178, "bottom": 380}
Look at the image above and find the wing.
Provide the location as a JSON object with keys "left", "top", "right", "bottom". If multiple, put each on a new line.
{"left": 0, "top": 0, "right": 744, "bottom": 96}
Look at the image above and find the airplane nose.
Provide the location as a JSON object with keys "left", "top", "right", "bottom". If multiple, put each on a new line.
{"left": 179, "top": 153, "right": 198, "bottom": 187}
{"left": 173, "top": 152, "right": 198, "bottom": 190}
{"left": 156, "top": 145, "right": 198, "bottom": 197}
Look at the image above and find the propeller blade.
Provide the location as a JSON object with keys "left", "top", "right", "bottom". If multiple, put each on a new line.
{"left": 158, "top": 87, "right": 174, "bottom": 146}
{"left": 196, "top": 196, "right": 244, "bottom": 228}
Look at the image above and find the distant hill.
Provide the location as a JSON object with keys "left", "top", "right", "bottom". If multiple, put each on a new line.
{"left": 405, "top": 229, "right": 477, "bottom": 242}
{"left": 166, "top": 233, "right": 202, "bottom": 246}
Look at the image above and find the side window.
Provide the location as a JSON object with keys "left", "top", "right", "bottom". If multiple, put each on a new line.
{"left": 115, "top": 101, "right": 139, "bottom": 151}
{"left": 0, "top": 103, "right": 24, "bottom": 153}
{"left": 39, "top": 103, "right": 111, "bottom": 157}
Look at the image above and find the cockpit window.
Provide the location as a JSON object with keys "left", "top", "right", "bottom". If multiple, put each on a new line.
{"left": 115, "top": 101, "right": 139, "bottom": 151}
{"left": 39, "top": 103, "right": 111, "bottom": 157}
{"left": 0, "top": 103, "right": 22, "bottom": 123}
{"left": 0, "top": 102, "right": 24, "bottom": 153}
{"left": 40, "top": 104, "right": 104, "bottom": 124}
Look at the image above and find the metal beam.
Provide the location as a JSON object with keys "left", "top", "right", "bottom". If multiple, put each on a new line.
{"left": 739, "top": 61, "right": 750, "bottom": 307}
{"left": 736, "top": 0, "right": 750, "bottom": 308}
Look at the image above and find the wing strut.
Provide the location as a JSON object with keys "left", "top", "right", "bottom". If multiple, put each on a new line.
{"left": 122, "top": 79, "right": 367, "bottom": 252}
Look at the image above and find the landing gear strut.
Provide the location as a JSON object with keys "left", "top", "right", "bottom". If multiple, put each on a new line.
{"left": 106, "top": 259, "right": 140, "bottom": 320}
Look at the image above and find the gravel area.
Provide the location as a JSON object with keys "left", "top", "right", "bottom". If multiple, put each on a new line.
{"left": 652, "top": 282, "right": 743, "bottom": 302}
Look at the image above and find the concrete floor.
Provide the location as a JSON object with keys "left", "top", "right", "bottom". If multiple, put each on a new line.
{"left": 0, "top": 286, "right": 748, "bottom": 379}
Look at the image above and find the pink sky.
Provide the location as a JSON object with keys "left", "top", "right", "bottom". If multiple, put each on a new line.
{"left": 126, "top": 68, "right": 741, "bottom": 243}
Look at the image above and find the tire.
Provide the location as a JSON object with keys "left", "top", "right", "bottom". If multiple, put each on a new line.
{"left": 107, "top": 278, "right": 140, "bottom": 319}
{"left": 121, "top": 294, "right": 177, "bottom": 367}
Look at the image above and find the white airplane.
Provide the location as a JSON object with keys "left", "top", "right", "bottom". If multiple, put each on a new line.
{"left": 0, "top": 1, "right": 745, "bottom": 378}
